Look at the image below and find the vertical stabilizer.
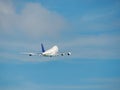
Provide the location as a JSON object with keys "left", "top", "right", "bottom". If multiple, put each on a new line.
{"left": 41, "top": 43, "right": 45, "bottom": 52}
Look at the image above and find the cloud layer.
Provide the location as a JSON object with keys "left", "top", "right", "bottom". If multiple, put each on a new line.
{"left": 0, "top": 0, "right": 120, "bottom": 62}
{"left": 0, "top": 0, "right": 66, "bottom": 38}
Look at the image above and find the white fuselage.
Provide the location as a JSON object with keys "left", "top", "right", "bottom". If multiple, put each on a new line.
{"left": 42, "top": 46, "right": 58, "bottom": 57}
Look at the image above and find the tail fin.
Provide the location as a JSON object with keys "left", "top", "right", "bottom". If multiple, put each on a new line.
{"left": 41, "top": 43, "right": 45, "bottom": 52}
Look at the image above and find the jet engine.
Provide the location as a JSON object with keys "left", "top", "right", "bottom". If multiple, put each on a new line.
{"left": 67, "top": 52, "right": 71, "bottom": 55}
{"left": 28, "top": 53, "right": 35, "bottom": 56}
{"left": 61, "top": 53, "right": 65, "bottom": 56}
{"left": 29, "top": 54, "right": 32, "bottom": 56}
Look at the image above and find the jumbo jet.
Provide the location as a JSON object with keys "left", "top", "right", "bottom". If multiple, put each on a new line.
{"left": 23, "top": 44, "right": 71, "bottom": 57}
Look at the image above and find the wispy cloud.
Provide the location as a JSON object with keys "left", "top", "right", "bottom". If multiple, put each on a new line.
{"left": 60, "top": 34, "right": 120, "bottom": 59}
{"left": 0, "top": 34, "right": 120, "bottom": 63}
{"left": 71, "top": 1, "right": 120, "bottom": 33}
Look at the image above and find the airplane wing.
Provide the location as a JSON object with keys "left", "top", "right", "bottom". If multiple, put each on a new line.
{"left": 21, "top": 52, "right": 41, "bottom": 56}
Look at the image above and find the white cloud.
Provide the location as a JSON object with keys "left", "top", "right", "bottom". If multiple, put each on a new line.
{"left": 0, "top": 0, "right": 14, "bottom": 14}
{"left": 0, "top": 0, "right": 15, "bottom": 33}
{"left": 18, "top": 3, "right": 66, "bottom": 38}
{"left": 0, "top": 1, "right": 67, "bottom": 38}
{"left": 0, "top": 0, "right": 67, "bottom": 62}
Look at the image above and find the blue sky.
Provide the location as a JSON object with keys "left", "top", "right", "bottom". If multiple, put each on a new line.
{"left": 0, "top": 0, "right": 120, "bottom": 90}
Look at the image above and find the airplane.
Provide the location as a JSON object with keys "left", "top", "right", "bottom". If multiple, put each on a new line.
{"left": 22, "top": 44, "right": 71, "bottom": 57}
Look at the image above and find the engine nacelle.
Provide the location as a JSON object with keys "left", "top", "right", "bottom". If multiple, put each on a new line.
{"left": 61, "top": 53, "right": 65, "bottom": 56}
{"left": 67, "top": 52, "right": 71, "bottom": 55}
{"left": 29, "top": 54, "right": 32, "bottom": 56}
